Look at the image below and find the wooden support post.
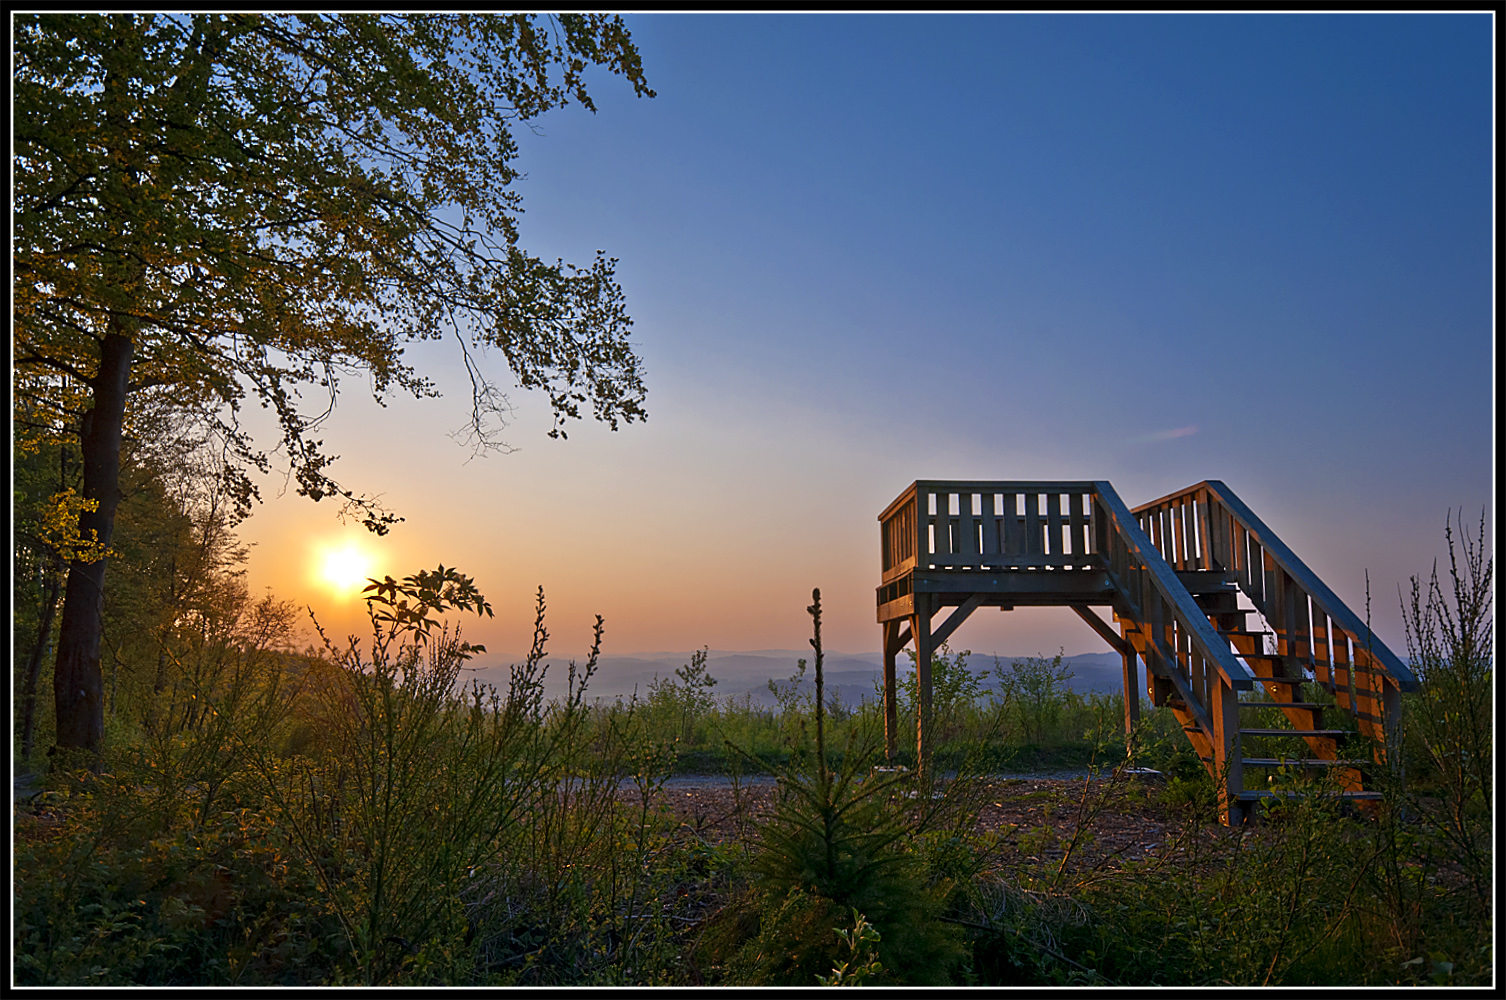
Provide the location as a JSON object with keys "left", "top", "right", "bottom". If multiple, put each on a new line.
{"left": 1212, "top": 676, "right": 1244, "bottom": 825}
{"left": 882, "top": 619, "right": 900, "bottom": 763}
{"left": 911, "top": 592, "right": 934, "bottom": 782}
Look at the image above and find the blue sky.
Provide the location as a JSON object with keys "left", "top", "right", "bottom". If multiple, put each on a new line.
{"left": 241, "top": 13, "right": 1494, "bottom": 668}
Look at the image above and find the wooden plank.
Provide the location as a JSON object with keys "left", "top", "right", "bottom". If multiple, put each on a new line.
{"left": 1286, "top": 573, "right": 1313, "bottom": 671}
{"left": 1174, "top": 500, "right": 1186, "bottom": 569}
{"left": 1197, "top": 491, "right": 1213, "bottom": 571}
{"left": 1246, "top": 534, "right": 1264, "bottom": 609}
{"left": 958, "top": 491, "right": 978, "bottom": 564}
{"left": 922, "top": 552, "right": 1103, "bottom": 568}
{"left": 1025, "top": 492, "right": 1041, "bottom": 557}
{"left": 909, "top": 571, "right": 1113, "bottom": 598}
{"left": 1046, "top": 491, "right": 1063, "bottom": 563}
{"left": 981, "top": 493, "right": 1000, "bottom": 558}
{"left": 1331, "top": 630, "right": 1355, "bottom": 715}
{"left": 1263, "top": 547, "right": 1282, "bottom": 650}
{"left": 1000, "top": 492, "right": 1019, "bottom": 556}
{"left": 1073, "top": 492, "right": 1089, "bottom": 561}
{"left": 1213, "top": 501, "right": 1232, "bottom": 574}
{"left": 877, "top": 594, "right": 914, "bottom": 623}
{"left": 1311, "top": 606, "right": 1332, "bottom": 691}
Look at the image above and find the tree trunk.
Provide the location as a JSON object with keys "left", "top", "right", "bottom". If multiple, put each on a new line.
{"left": 21, "top": 558, "right": 64, "bottom": 766}
{"left": 21, "top": 450, "right": 70, "bottom": 765}
{"left": 52, "top": 329, "right": 133, "bottom": 758}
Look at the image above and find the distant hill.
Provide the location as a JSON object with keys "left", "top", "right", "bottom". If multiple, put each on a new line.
{"left": 463, "top": 648, "right": 1143, "bottom": 709}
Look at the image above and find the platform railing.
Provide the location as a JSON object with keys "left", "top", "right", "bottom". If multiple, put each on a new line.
{"left": 879, "top": 480, "right": 1102, "bottom": 586}
{"left": 1132, "top": 481, "right": 1415, "bottom": 749}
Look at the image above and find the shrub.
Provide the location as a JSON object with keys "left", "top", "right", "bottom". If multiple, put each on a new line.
{"left": 709, "top": 590, "right": 969, "bottom": 986}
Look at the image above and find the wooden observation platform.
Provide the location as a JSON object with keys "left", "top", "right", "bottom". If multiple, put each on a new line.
{"left": 877, "top": 480, "right": 1417, "bottom": 824}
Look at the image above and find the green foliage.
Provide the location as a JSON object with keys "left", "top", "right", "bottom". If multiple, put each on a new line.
{"left": 16, "top": 519, "right": 1492, "bottom": 986}
{"left": 15, "top": 12, "right": 656, "bottom": 757}
{"left": 993, "top": 650, "right": 1077, "bottom": 746}
{"left": 895, "top": 643, "right": 987, "bottom": 750}
{"left": 816, "top": 908, "right": 884, "bottom": 986}
{"left": 1398, "top": 508, "right": 1492, "bottom": 920}
{"left": 15, "top": 13, "right": 655, "bottom": 504}
{"left": 709, "top": 590, "right": 969, "bottom": 986}
{"left": 643, "top": 646, "right": 717, "bottom": 746}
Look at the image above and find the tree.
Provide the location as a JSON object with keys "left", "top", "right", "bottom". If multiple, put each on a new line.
{"left": 13, "top": 14, "right": 654, "bottom": 756}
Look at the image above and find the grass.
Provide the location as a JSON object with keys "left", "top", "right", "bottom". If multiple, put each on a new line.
{"left": 13, "top": 557, "right": 1493, "bottom": 987}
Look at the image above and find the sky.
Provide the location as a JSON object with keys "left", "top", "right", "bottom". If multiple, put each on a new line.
{"left": 234, "top": 13, "right": 1495, "bottom": 675}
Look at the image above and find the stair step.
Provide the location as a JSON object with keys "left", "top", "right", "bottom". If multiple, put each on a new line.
{"left": 1238, "top": 702, "right": 1323, "bottom": 711}
{"left": 1239, "top": 728, "right": 1345, "bottom": 738}
{"left": 1240, "top": 758, "right": 1365, "bottom": 767}
{"left": 1237, "top": 790, "right": 1383, "bottom": 801}
{"left": 1218, "top": 628, "right": 1270, "bottom": 637}
{"left": 1198, "top": 757, "right": 1366, "bottom": 767}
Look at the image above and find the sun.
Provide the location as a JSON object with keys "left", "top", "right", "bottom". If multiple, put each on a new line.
{"left": 318, "top": 542, "right": 374, "bottom": 596}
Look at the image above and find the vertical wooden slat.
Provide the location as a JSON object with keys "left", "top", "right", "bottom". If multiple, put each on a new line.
{"left": 1024, "top": 492, "right": 1041, "bottom": 559}
{"left": 1175, "top": 500, "right": 1188, "bottom": 569}
{"left": 1230, "top": 521, "right": 1245, "bottom": 588}
{"left": 1187, "top": 498, "right": 1200, "bottom": 570}
{"left": 1189, "top": 631, "right": 1204, "bottom": 713}
{"left": 957, "top": 491, "right": 975, "bottom": 566}
{"left": 1283, "top": 573, "right": 1312, "bottom": 683}
{"left": 1196, "top": 492, "right": 1213, "bottom": 571}
{"left": 982, "top": 493, "right": 1000, "bottom": 560}
{"left": 1258, "top": 542, "right": 1277, "bottom": 619}
{"left": 1067, "top": 491, "right": 1085, "bottom": 564}
{"left": 1045, "top": 492, "right": 1062, "bottom": 563}
{"left": 1000, "top": 492, "right": 1017, "bottom": 556}
{"left": 1332, "top": 628, "right": 1354, "bottom": 715}
{"left": 922, "top": 488, "right": 934, "bottom": 567}
{"left": 1211, "top": 502, "right": 1229, "bottom": 573}
{"left": 1311, "top": 604, "right": 1332, "bottom": 692}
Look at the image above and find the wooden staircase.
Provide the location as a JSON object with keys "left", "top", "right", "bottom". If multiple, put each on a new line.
{"left": 875, "top": 479, "right": 1417, "bottom": 824}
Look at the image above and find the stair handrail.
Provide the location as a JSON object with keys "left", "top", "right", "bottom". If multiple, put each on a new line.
{"left": 1144, "top": 481, "right": 1417, "bottom": 693}
{"left": 1091, "top": 481, "right": 1256, "bottom": 698}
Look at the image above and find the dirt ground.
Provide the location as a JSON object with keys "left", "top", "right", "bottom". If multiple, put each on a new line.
{"left": 631, "top": 772, "right": 1217, "bottom": 871}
